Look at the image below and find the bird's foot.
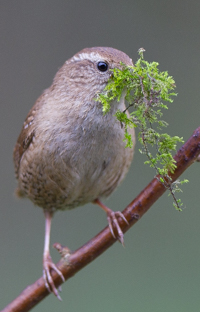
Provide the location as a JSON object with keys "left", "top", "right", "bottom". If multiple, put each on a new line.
{"left": 106, "top": 209, "right": 129, "bottom": 246}
{"left": 43, "top": 253, "right": 65, "bottom": 300}
{"left": 94, "top": 199, "right": 129, "bottom": 245}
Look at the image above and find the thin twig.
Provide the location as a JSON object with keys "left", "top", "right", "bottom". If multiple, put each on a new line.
{"left": 2, "top": 127, "right": 200, "bottom": 312}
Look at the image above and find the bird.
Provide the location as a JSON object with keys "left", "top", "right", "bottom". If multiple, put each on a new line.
{"left": 13, "top": 47, "right": 135, "bottom": 299}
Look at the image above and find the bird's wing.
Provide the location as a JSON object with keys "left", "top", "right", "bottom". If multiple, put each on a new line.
{"left": 13, "top": 101, "right": 40, "bottom": 179}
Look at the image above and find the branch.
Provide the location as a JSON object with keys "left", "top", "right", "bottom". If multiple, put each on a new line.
{"left": 2, "top": 127, "right": 200, "bottom": 312}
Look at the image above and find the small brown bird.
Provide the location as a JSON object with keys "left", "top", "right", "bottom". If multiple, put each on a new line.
{"left": 13, "top": 47, "right": 135, "bottom": 299}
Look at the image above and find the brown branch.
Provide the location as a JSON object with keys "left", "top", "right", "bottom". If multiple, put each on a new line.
{"left": 2, "top": 127, "right": 200, "bottom": 312}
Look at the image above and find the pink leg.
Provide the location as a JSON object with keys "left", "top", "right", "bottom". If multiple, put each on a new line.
{"left": 93, "top": 199, "right": 129, "bottom": 245}
{"left": 43, "top": 210, "right": 65, "bottom": 300}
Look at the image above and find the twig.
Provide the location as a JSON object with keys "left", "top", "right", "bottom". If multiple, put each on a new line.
{"left": 2, "top": 127, "right": 200, "bottom": 312}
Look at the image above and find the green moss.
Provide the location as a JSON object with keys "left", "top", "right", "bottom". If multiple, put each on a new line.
{"left": 97, "top": 48, "right": 188, "bottom": 210}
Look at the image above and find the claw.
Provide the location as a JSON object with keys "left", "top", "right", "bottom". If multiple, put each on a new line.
{"left": 43, "top": 254, "right": 65, "bottom": 301}
{"left": 94, "top": 199, "right": 129, "bottom": 245}
{"left": 107, "top": 217, "right": 116, "bottom": 238}
{"left": 107, "top": 211, "right": 126, "bottom": 245}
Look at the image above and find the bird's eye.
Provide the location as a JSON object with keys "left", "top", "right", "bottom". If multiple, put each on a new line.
{"left": 97, "top": 61, "right": 108, "bottom": 72}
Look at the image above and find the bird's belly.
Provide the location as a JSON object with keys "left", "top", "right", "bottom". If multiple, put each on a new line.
{"left": 18, "top": 128, "right": 134, "bottom": 211}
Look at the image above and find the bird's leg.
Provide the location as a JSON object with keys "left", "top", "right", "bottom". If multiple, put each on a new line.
{"left": 93, "top": 198, "right": 129, "bottom": 246}
{"left": 43, "top": 210, "right": 65, "bottom": 300}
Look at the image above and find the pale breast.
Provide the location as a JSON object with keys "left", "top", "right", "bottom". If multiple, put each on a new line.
{"left": 17, "top": 104, "right": 135, "bottom": 211}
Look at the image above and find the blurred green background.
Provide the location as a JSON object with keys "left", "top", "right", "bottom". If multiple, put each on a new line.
{"left": 1, "top": 1, "right": 200, "bottom": 311}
